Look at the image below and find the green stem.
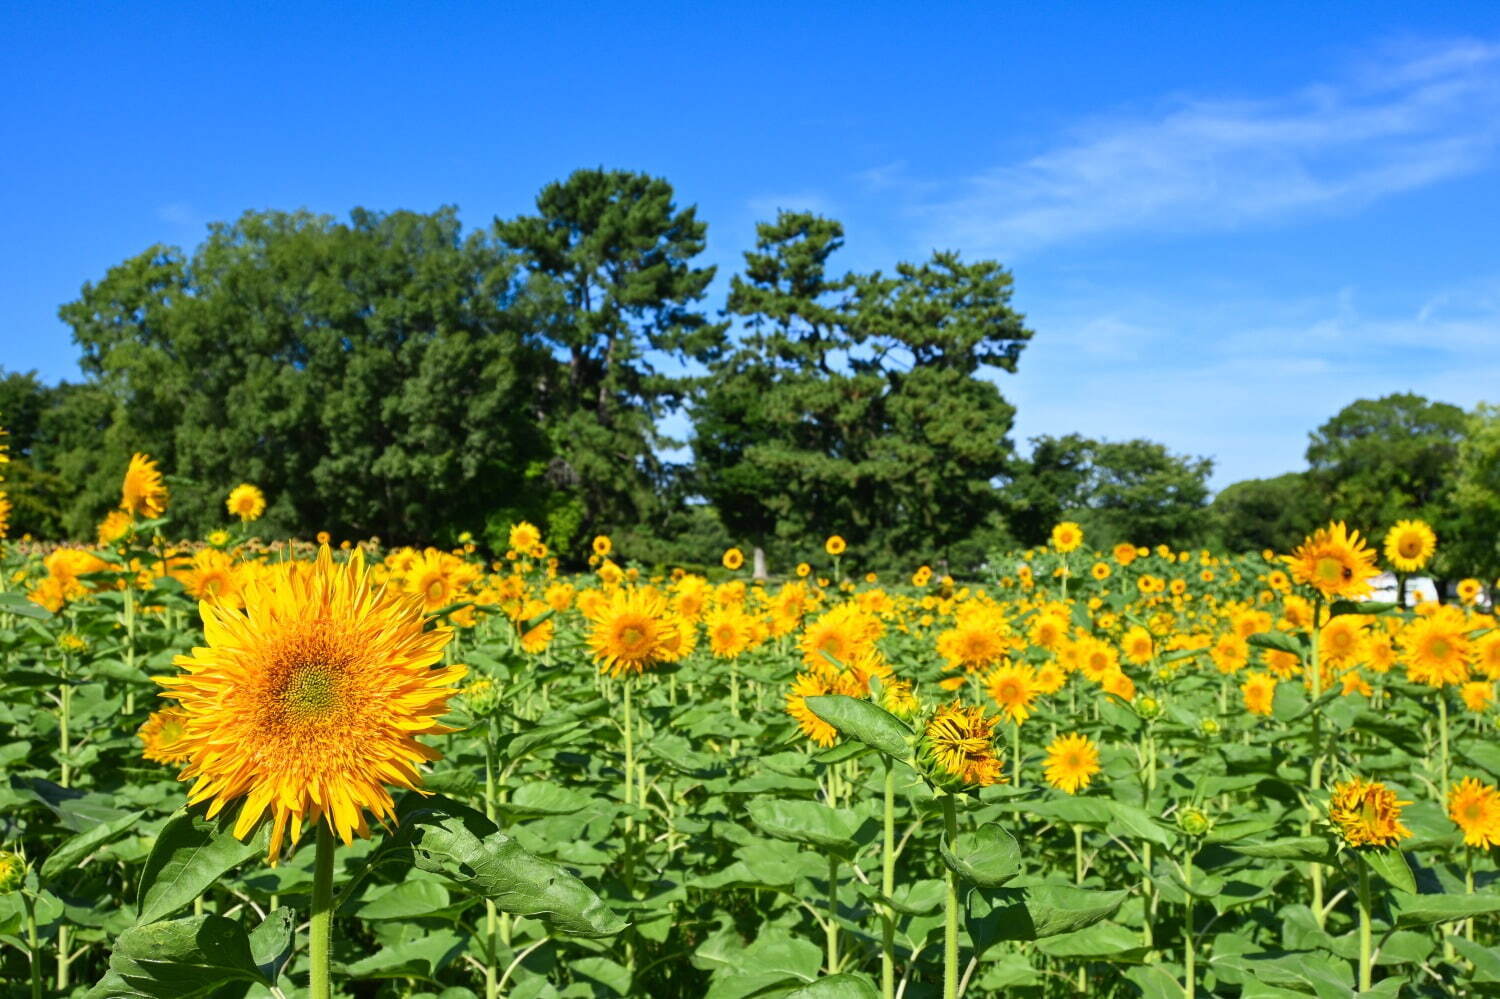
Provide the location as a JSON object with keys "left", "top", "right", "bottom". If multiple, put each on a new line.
{"left": 1357, "top": 859, "right": 1373, "bottom": 991}
{"left": 309, "top": 823, "right": 335, "bottom": 999}
{"left": 24, "top": 891, "right": 41, "bottom": 999}
{"left": 941, "top": 796, "right": 960, "bottom": 999}
{"left": 881, "top": 762, "right": 896, "bottom": 999}
{"left": 1308, "top": 600, "right": 1325, "bottom": 929}
{"left": 1439, "top": 693, "right": 1451, "bottom": 800}
{"left": 1011, "top": 721, "right": 1022, "bottom": 788}
{"left": 826, "top": 854, "right": 840, "bottom": 974}
{"left": 59, "top": 679, "right": 71, "bottom": 789}
{"left": 484, "top": 724, "right": 499, "bottom": 999}
{"left": 1467, "top": 849, "right": 1477, "bottom": 943}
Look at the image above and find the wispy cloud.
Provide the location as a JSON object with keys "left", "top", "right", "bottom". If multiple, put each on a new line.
{"left": 914, "top": 39, "right": 1500, "bottom": 255}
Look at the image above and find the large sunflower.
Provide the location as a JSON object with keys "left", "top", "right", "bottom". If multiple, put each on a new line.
{"left": 1284, "top": 522, "right": 1378, "bottom": 601}
{"left": 121, "top": 452, "right": 170, "bottom": 519}
{"left": 159, "top": 546, "right": 462, "bottom": 861}
{"left": 1383, "top": 519, "right": 1436, "bottom": 574}
{"left": 985, "top": 662, "right": 1039, "bottom": 723}
{"left": 1401, "top": 611, "right": 1471, "bottom": 688}
{"left": 922, "top": 702, "right": 1005, "bottom": 788}
{"left": 587, "top": 586, "right": 680, "bottom": 677}
{"left": 1043, "top": 732, "right": 1100, "bottom": 794}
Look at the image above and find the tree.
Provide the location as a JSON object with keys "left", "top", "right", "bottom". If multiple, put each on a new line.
{"left": 56, "top": 207, "right": 552, "bottom": 542}
{"left": 1211, "top": 472, "right": 1322, "bottom": 553}
{"left": 1446, "top": 403, "right": 1500, "bottom": 583}
{"left": 1306, "top": 393, "right": 1466, "bottom": 530}
{"left": 692, "top": 211, "right": 1032, "bottom": 568}
{"left": 1003, "top": 435, "right": 1214, "bottom": 548}
{"left": 494, "top": 169, "right": 725, "bottom": 548}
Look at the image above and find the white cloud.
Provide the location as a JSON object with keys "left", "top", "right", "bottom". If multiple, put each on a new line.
{"left": 913, "top": 39, "right": 1500, "bottom": 255}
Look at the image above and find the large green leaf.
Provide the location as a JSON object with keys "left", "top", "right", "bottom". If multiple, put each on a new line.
{"left": 1359, "top": 848, "right": 1416, "bottom": 895}
{"left": 746, "top": 798, "right": 860, "bottom": 853}
{"left": 804, "top": 695, "right": 913, "bottom": 760}
{"left": 967, "top": 884, "right": 1128, "bottom": 956}
{"left": 108, "top": 914, "right": 269, "bottom": 999}
{"left": 137, "top": 811, "right": 264, "bottom": 926}
{"left": 42, "top": 812, "right": 140, "bottom": 882}
{"left": 784, "top": 974, "right": 881, "bottom": 998}
{"left": 941, "top": 822, "right": 1021, "bottom": 887}
{"left": 383, "top": 796, "right": 624, "bottom": 937}
{"left": 1392, "top": 891, "right": 1500, "bottom": 927}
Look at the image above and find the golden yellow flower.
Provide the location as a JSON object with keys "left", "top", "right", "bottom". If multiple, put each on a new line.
{"left": 138, "top": 708, "right": 193, "bottom": 765}
{"left": 1458, "top": 578, "right": 1483, "bottom": 606}
{"left": 1474, "top": 633, "right": 1500, "bottom": 681}
{"left": 1050, "top": 521, "right": 1083, "bottom": 554}
{"left": 587, "top": 586, "right": 679, "bottom": 677}
{"left": 985, "top": 662, "right": 1039, "bottom": 724}
{"left": 97, "top": 509, "right": 134, "bottom": 546}
{"left": 1460, "top": 681, "right": 1494, "bottom": 714}
{"left": 1112, "top": 542, "right": 1137, "bottom": 566}
{"left": 1043, "top": 732, "right": 1100, "bottom": 794}
{"left": 1383, "top": 519, "right": 1435, "bottom": 573}
{"left": 722, "top": 547, "right": 745, "bottom": 571}
{"left": 705, "top": 605, "right": 755, "bottom": 658}
{"left": 1240, "top": 672, "right": 1277, "bottom": 716}
{"left": 592, "top": 534, "right": 612, "bottom": 557}
{"left": 158, "top": 546, "right": 463, "bottom": 861}
{"left": 508, "top": 521, "right": 541, "bottom": 556}
{"left": 1284, "top": 522, "right": 1378, "bottom": 601}
{"left": 1328, "top": 777, "right": 1411, "bottom": 848}
{"left": 226, "top": 483, "right": 266, "bottom": 523}
{"left": 121, "top": 453, "right": 170, "bottom": 519}
{"left": 786, "top": 670, "right": 862, "bottom": 747}
{"left": 1449, "top": 777, "right": 1500, "bottom": 848}
{"left": 923, "top": 702, "right": 1005, "bottom": 788}
{"left": 1401, "top": 612, "right": 1471, "bottom": 688}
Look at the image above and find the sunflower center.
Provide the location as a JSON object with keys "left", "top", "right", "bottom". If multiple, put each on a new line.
{"left": 1400, "top": 539, "right": 1421, "bottom": 558}
{"left": 284, "top": 666, "right": 342, "bottom": 719}
{"left": 426, "top": 579, "right": 447, "bottom": 602}
{"left": 1314, "top": 557, "right": 1345, "bottom": 583}
{"left": 1430, "top": 638, "right": 1452, "bottom": 661}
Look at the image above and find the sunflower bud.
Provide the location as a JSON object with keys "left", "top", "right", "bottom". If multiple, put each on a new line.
{"left": 0, "top": 851, "right": 26, "bottom": 894}
{"left": 1198, "top": 717, "right": 1221, "bottom": 738}
{"left": 1178, "top": 807, "right": 1212, "bottom": 837}
{"left": 1136, "top": 696, "right": 1162, "bottom": 720}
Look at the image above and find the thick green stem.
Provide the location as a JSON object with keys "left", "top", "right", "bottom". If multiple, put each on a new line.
{"left": 941, "top": 796, "right": 960, "bottom": 999}
{"left": 826, "top": 854, "right": 840, "bottom": 974}
{"left": 1357, "top": 860, "right": 1373, "bottom": 991}
{"left": 881, "top": 762, "right": 896, "bottom": 999}
{"left": 309, "top": 823, "right": 336, "bottom": 999}
{"left": 1011, "top": 721, "right": 1022, "bottom": 788}
{"left": 484, "top": 725, "right": 499, "bottom": 999}
{"left": 1183, "top": 854, "right": 1196, "bottom": 999}
{"left": 59, "top": 680, "right": 71, "bottom": 789}
{"left": 623, "top": 681, "right": 635, "bottom": 818}
{"left": 24, "top": 891, "right": 42, "bottom": 999}
{"left": 1308, "top": 601, "right": 1325, "bottom": 928}
{"left": 1074, "top": 825, "right": 1084, "bottom": 885}
{"left": 1439, "top": 694, "right": 1451, "bottom": 799}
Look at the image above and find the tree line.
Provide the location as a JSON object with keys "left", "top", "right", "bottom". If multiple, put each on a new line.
{"left": 0, "top": 168, "right": 1495, "bottom": 579}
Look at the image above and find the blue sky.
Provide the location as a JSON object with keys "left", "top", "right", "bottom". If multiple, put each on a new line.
{"left": 4, "top": 2, "right": 1499, "bottom": 488}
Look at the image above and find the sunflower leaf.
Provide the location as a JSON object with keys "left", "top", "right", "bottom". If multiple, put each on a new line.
{"left": 804, "top": 694, "right": 913, "bottom": 760}
{"left": 136, "top": 810, "right": 266, "bottom": 926}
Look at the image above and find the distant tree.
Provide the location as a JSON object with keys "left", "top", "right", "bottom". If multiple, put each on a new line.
{"left": 1004, "top": 435, "right": 1213, "bottom": 548}
{"left": 1306, "top": 393, "right": 1467, "bottom": 530}
{"left": 57, "top": 207, "right": 552, "bottom": 542}
{"left": 1211, "top": 472, "right": 1322, "bottom": 553}
{"left": 495, "top": 168, "right": 725, "bottom": 550}
{"left": 693, "top": 211, "right": 1031, "bottom": 569}
{"left": 1445, "top": 403, "right": 1500, "bottom": 584}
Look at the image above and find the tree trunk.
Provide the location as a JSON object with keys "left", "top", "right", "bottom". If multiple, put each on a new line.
{"left": 753, "top": 546, "right": 768, "bottom": 582}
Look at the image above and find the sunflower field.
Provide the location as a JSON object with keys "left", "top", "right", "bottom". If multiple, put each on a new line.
{"left": 3, "top": 452, "right": 1500, "bottom": 999}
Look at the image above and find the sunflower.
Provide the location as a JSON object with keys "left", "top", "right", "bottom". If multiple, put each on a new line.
{"left": 137, "top": 708, "right": 193, "bottom": 765}
{"left": 722, "top": 547, "right": 745, "bottom": 571}
{"left": 183, "top": 549, "right": 242, "bottom": 605}
{"left": 825, "top": 535, "right": 847, "bottom": 556}
{"left": 881, "top": 678, "right": 920, "bottom": 719}
{"left": 1240, "top": 672, "right": 1277, "bottom": 716}
{"left": 226, "top": 484, "right": 267, "bottom": 523}
{"left": 1328, "top": 777, "right": 1411, "bottom": 848}
{"left": 1050, "top": 522, "right": 1083, "bottom": 554}
{"left": 1401, "top": 612, "right": 1471, "bottom": 688}
{"left": 1448, "top": 777, "right": 1500, "bottom": 848}
{"left": 705, "top": 606, "right": 755, "bottom": 658}
{"left": 786, "top": 670, "right": 862, "bottom": 747}
{"left": 1319, "top": 615, "right": 1364, "bottom": 666}
{"left": 508, "top": 521, "right": 541, "bottom": 556}
{"left": 922, "top": 702, "right": 1005, "bottom": 788}
{"left": 98, "top": 509, "right": 134, "bottom": 546}
{"left": 120, "top": 452, "right": 169, "bottom": 519}
{"left": 588, "top": 586, "right": 680, "bottom": 677}
{"left": 0, "top": 491, "right": 9, "bottom": 540}
{"left": 1475, "top": 633, "right": 1500, "bottom": 681}
{"left": 1028, "top": 613, "right": 1068, "bottom": 651}
{"left": 1461, "top": 681, "right": 1494, "bottom": 713}
{"left": 1091, "top": 562, "right": 1111, "bottom": 581}
{"left": 1112, "top": 542, "right": 1137, "bottom": 566}
{"left": 1383, "top": 520, "right": 1435, "bottom": 573}
{"left": 799, "top": 603, "right": 882, "bottom": 670}
{"left": 985, "top": 662, "right": 1039, "bottom": 723}
{"left": 1284, "top": 522, "right": 1378, "bottom": 601}
{"left": 1120, "top": 627, "right": 1154, "bottom": 665}
{"left": 592, "top": 534, "right": 612, "bottom": 557}
{"left": 911, "top": 565, "right": 933, "bottom": 587}
{"left": 515, "top": 599, "right": 555, "bottom": 654}
{"left": 158, "top": 546, "right": 463, "bottom": 861}
{"left": 1043, "top": 732, "right": 1101, "bottom": 794}
{"left": 1458, "top": 578, "right": 1484, "bottom": 606}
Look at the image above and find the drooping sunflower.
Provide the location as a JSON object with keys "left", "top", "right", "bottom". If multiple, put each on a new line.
{"left": 97, "top": 509, "right": 134, "bottom": 546}
{"left": 1284, "top": 522, "right": 1379, "bottom": 601}
{"left": 120, "top": 452, "right": 169, "bottom": 519}
{"left": 137, "top": 707, "right": 193, "bottom": 765}
{"left": 1383, "top": 519, "right": 1436, "bottom": 574}
{"left": 985, "top": 662, "right": 1039, "bottom": 723}
{"left": 1043, "top": 732, "right": 1100, "bottom": 794}
{"left": 1448, "top": 777, "right": 1500, "bottom": 848}
{"left": 922, "top": 702, "right": 1005, "bottom": 788}
{"left": 1050, "top": 521, "right": 1083, "bottom": 554}
{"left": 158, "top": 546, "right": 463, "bottom": 861}
{"left": 1328, "top": 777, "right": 1411, "bottom": 848}
{"left": 226, "top": 483, "right": 267, "bottom": 523}
{"left": 1240, "top": 671, "right": 1277, "bottom": 717}
{"left": 587, "top": 586, "right": 680, "bottom": 677}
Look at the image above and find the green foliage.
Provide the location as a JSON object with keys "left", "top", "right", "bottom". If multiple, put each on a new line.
{"left": 1211, "top": 471, "right": 1323, "bottom": 553}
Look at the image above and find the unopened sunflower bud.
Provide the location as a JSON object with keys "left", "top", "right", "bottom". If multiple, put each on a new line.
{"left": 1178, "top": 807, "right": 1212, "bottom": 837}
{"left": 0, "top": 851, "right": 26, "bottom": 894}
{"left": 1199, "top": 718, "right": 1221, "bottom": 738}
{"left": 1137, "top": 696, "right": 1162, "bottom": 720}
